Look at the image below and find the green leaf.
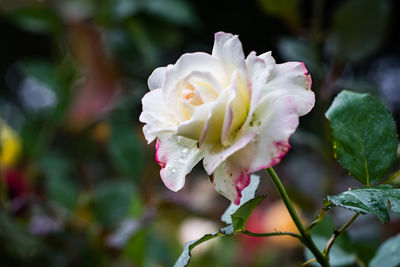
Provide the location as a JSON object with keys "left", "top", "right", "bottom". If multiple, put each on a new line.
{"left": 324, "top": 185, "right": 400, "bottom": 223}
{"left": 370, "top": 234, "right": 400, "bottom": 267}
{"left": 231, "top": 195, "right": 265, "bottom": 231}
{"left": 174, "top": 225, "right": 234, "bottom": 267}
{"left": 331, "top": 0, "right": 390, "bottom": 62}
{"left": 305, "top": 215, "right": 356, "bottom": 266}
{"left": 326, "top": 90, "right": 397, "bottom": 186}
{"left": 221, "top": 174, "right": 260, "bottom": 224}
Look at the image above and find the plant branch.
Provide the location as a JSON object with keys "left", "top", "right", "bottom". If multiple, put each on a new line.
{"left": 323, "top": 213, "right": 359, "bottom": 256}
{"left": 306, "top": 208, "right": 325, "bottom": 231}
{"left": 189, "top": 229, "right": 301, "bottom": 254}
{"left": 302, "top": 258, "right": 317, "bottom": 266}
{"left": 266, "top": 168, "right": 329, "bottom": 267}
{"left": 240, "top": 230, "right": 300, "bottom": 239}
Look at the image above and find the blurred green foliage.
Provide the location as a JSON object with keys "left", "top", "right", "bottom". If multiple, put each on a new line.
{"left": 0, "top": 0, "right": 399, "bottom": 266}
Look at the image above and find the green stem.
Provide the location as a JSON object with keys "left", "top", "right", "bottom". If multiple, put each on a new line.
{"left": 189, "top": 230, "right": 301, "bottom": 253}
{"left": 266, "top": 168, "right": 329, "bottom": 267}
{"left": 306, "top": 208, "right": 325, "bottom": 231}
{"left": 240, "top": 230, "right": 300, "bottom": 239}
{"left": 323, "top": 213, "right": 359, "bottom": 256}
{"left": 303, "top": 258, "right": 317, "bottom": 266}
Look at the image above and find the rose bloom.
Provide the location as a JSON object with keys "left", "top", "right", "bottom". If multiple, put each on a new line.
{"left": 140, "top": 32, "right": 314, "bottom": 204}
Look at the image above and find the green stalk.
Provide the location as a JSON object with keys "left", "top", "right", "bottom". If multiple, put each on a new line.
{"left": 323, "top": 213, "right": 359, "bottom": 256}
{"left": 266, "top": 168, "right": 329, "bottom": 267}
{"left": 240, "top": 230, "right": 300, "bottom": 239}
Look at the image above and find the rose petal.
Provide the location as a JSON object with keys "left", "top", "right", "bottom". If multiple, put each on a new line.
{"left": 211, "top": 159, "right": 251, "bottom": 204}
{"left": 221, "top": 71, "right": 250, "bottom": 145}
{"left": 245, "top": 52, "right": 268, "bottom": 117}
{"left": 211, "top": 161, "right": 238, "bottom": 203}
{"left": 164, "top": 52, "right": 228, "bottom": 122}
{"left": 139, "top": 89, "right": 177, "bottom": 143}
{"left": 156, "top": 135, "right": 205, "bottom": 192}
{"left": 186, "top": 71, "right": 221, "bottom": 102}
{"left": 210, "top": 90, "right": 298, "bottom": 203}
{"left": 148, "top": 66, "right": 167, "bottom": 90}
{"left": 212, "top": 32, "right": 247, "bottom": 80}
{"left": 177, "top": 102, "right": 213, "bottom": 140}
{"left": 176, "top": 71, "right": 226, "bottom": 140}
{"left": 203, "top": 131, "right": 256, "bottom": 175}
{"left": 198, "top": 89, "right": 230, "bottom": 145}
{"left": 263, "top": 61, "right": 314, "bottom": 116}
{"left": 258, "top": 51, "right": 276, "bottom": 68}
{"left": 180, "top": 70, "right": 223, "bottom": 118}
{"left": 236, "top": 52, "right": 272, "bottom": 136}
{"left": 142, "top": 124, "right": 156, "bottom": 143}
{"left": 229, "top": 90, "right": 299, "bottom": 172}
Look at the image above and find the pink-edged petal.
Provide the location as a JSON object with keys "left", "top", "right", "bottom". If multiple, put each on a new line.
{"left": 229, "top": 90, "right": 299, "bottom": 172}
{"left": 211, "top": 91, "right": 298, "bottom": 203}
{"left": 163, "top": 52, "right": 228, "bottom": 122}
{"left": 211, "top": 161, "right": 237, "bottom": 203}
{"left": 203, "top": 131, "right": 256, "bottom": 175}
{"left": 139, "top": 89, "right": 177, "bottom": 143}
{"left": 148, "top": 66, "right": 167, "bottom": 90}
{"left": 211, "top": 158, "right": 251, "bottom": 204}
{"left": 212, "top": 32, "right": 247, "bottom": 79}
{"left": 263, "top": 61, "right": 314, "bottom": 116}
{"left": 156, "top": 135, "right": 205, "bottom": 192}
{"left": 221, "top": 174, "right": 260, "bottom": 224}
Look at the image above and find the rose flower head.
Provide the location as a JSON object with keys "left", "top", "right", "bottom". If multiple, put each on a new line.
{"left": 140, "top": 32, "right": 314, "bottom": 204}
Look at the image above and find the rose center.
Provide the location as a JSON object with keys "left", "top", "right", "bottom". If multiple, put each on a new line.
{"left": 181, "top": 81, "right": 203, "bottom": 106}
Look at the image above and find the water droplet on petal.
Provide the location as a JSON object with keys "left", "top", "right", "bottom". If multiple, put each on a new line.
{"left": 178, "top": 158, "right": 185, "bottom": 164}
{"left": 171, "top": 168, "right": 176, "bottom": 173}
{"left": 182, "top": 147, "right": 188, "bottom": 153}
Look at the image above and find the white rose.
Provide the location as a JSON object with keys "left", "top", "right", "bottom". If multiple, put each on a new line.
{"left": 140, "top": 32, "right": 314, "bottom": 204}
